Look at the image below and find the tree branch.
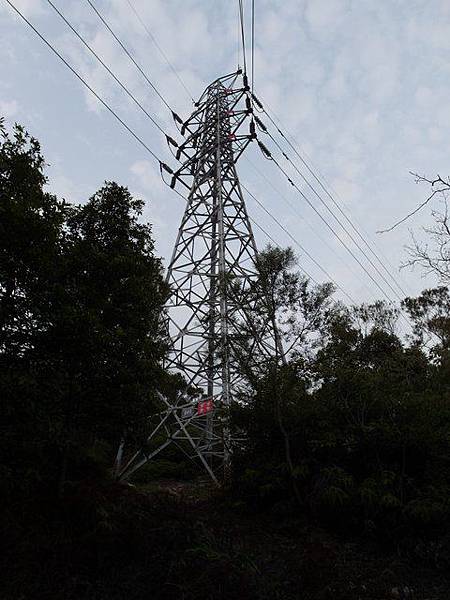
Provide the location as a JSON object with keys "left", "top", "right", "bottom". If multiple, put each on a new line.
{"left": 377, "top": 172, "right": 450, "bottom": 233}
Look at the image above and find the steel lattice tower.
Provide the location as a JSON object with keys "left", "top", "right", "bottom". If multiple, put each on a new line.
{"left": 116, "top": 72, "right": 276, "bottom": 483}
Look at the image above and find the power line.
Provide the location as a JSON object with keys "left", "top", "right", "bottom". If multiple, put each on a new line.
{"left": 256, "top": 143, "right": 414, "bottom": 329}
{"left": 249, "top": 218, "right": 318, "bottom": 285}
{"left": 251, "top": 0, "right": 255, "bottom": 96}
{"left": 236, "top": 1, "right": 240, "bottom": 68}
{"left": 243, "top": 154, "right": 375, "bottom": 299}
{"left": 257, "top": 117, "right": 407, "bottom": 304}
{"left": 257, "top": 142, "right": 399, "bottom": 305}
{"left": 38, "top": 0, "right": 383, "bottom": 306}
{"left": 262, "top": 110, "right": 410, "bottom": 300}
{"left": 5, "top": 0, "right": 413, "bottom": 330}
{"left": 5, "top": 0, "right": 164, "bottom": 166}
{"left": 242, "top": 183, "right": 356, "bottom": 303}
{"left": 124, "top": 0, "right": 195, "bottom": 104}
{"left": 244, "top": 153, "right": 351, "bottom": 260}
{"left": 251, "top": 95, "right": 409, "bottom": 305}
{"left": 243, "top": 155, "right": 305, "bottom": 226}
{"left": 86, "top": 0, "right": 174, "bottom": 113}
{"left": 258, "top": 99, "right": 413, "bottom": 298}
{"left": 83, "top": 0, "right": 352, "bottom": 304}
{"left": 238, "top": 0, "right": 247, "bottom": 74}
{"left": 46, "top": 0, "right": 167, "bottom": 137}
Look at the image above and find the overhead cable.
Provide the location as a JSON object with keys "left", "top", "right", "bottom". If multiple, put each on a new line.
{"left": 256, "top": 116, "right": 406, "bottom": 303}
{"left": 6, "top": 0, "right": 410, "bottom": 323}
{"left": 46, "top": 0, "right": 168, "bottom": 137}
{"left": 256, "top": 141, "right": 414, "bottom": 329}
{"left": 258, "top": 100, "right": 412, "bottom": 297}
{"left": 242, "top": 183, "right": 356, "bottom": 304}
{"left": 243, "top": 154, "right": 374, "bottom": 299}
{"left": 238, "top": 0, "right": 247, "bottom": 74}
{"left": 251, "top": 0, "right": 255, "bottom": 95}
{"left": 256, "top": 139, "right": 402, "bottom": 305}
{"left": 86, "top": 0, "right": 174, "bottom": 113}
{"left": 6, "top": 0, "right": 165, "bottom": 166}
{"left": 124, "top": 0, "right": 195, "bottom": 104}
{"left": 3, "top": 0, "right": 317, "bottom": 295}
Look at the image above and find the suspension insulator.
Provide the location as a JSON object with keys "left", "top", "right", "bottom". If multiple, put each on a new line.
{"left": 245, "top": 97, "right": 252, "bottom": 112}
{"left": 160, "top": 162, "right": 174, "bottom": 175}
{"left": 258, "top": 141, "right": 272, "bottom": 159}
{"left": 249, "top": 120, "right": 256, "bottom": 137}
{"left": 172, "top": 111, "right": 183, "bottom": 125}
{"left": 166, "top": 135, "right": 179, "bottom": 148}
{"left": 251, "top": 93, "right": 263, "bottom": 109}
{"left": 254, "top": 116, "right": 267, "bottom": 132}
{"left": 243, "top": 74, "right": 249, "bottom": 88}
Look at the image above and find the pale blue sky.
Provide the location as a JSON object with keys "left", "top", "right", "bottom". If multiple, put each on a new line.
{"left": 1, "top": 0, "right": 449, "bottom": 307}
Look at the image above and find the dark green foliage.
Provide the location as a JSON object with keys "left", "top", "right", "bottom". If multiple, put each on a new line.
{"left": 1, "top": 121, "right": 70, "bottom": 497}
{"left": 0, "top": 121, "right": 170, "bottom": 498}
{"left": 232, "top": 252, "right": 450, "bottom": 539}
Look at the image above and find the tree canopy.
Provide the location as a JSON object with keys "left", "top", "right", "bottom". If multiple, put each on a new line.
{"left": 0, "top": 122, "right": 170, "bottom": 497}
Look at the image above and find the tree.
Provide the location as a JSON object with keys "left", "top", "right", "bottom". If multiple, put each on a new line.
{"left": 0, "top": 121, "right": 69, "bottom": 495}
{"left": 402, "top": 286, "right": 450, "bottom": 396}
{"left": 233, "top": 283, "right": 450, "bottom": 536}
{"left": 0, "top": 119, "right": 68, "bottom": 355}
{"left": 36, "top": 182, "right": 171, "bottom": 491}
{"left": 0, "top": 121, "right": 172, "bottom": 496}
{"left": 400, "top": 173, "right": 450, "bottom": 284}
{"left": 232, "top": 246, "right": 338, "bottom": 504}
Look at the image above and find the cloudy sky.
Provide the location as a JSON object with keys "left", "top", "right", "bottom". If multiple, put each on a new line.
{"left": 1, "top": 0, "right": 449, "bottom": 309}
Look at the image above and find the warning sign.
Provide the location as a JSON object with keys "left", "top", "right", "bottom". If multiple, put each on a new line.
{"left": 181, "top": 406, "right": 195, "bottom": 419}
{"left": 197, "top": 399, "right": 214, "bottom": 415}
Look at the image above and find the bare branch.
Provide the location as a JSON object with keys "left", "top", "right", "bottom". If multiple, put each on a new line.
{"left": 402, "top": 201, "right": 450, "bottom": 284}
{"left": 377, "top": 172, "right": 450, "bottom": 234}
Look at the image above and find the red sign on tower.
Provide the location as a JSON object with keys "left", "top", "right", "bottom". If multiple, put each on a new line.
{"left": 197, "top": 399, "right": 214, "bottom": 415}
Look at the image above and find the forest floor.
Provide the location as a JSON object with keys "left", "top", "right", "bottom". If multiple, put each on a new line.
{"left": 139, "top": 478, "right": 450, "bottom": 600}
{"left": 3, "top": 477, "right": 450, "bottom": 600}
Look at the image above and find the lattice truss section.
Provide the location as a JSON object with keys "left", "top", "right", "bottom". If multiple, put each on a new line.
{"left": 166, "top": 72, "right": 276, "bottom": 398}
{"left": 116, "top": 72, "right": 277, "bottom": 483}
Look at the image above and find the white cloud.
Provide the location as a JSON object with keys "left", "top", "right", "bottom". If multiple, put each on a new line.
{"left": 0, "top": 98, "right": 18, "bottom": 118}
{"left": 0, "top": 0, "right": 43, "bottom": 18}
{"left": 332, "top": 177, "right": 360, "bottom": 206}
{"left": 305, "top": 0, "right": 349, "bottom": 34}
{"left": 415, "top": 86, "right": 433, "bottom": 107}
{"left": 2, "top": 0, "right": 450, "bottom": 301}
{"left": 130, "top": 159, "right": 163, "bottom": 191}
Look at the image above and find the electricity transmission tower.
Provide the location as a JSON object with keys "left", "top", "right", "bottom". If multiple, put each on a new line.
{"left": 116, "top": 71, "right": 276, "bottom": 483}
